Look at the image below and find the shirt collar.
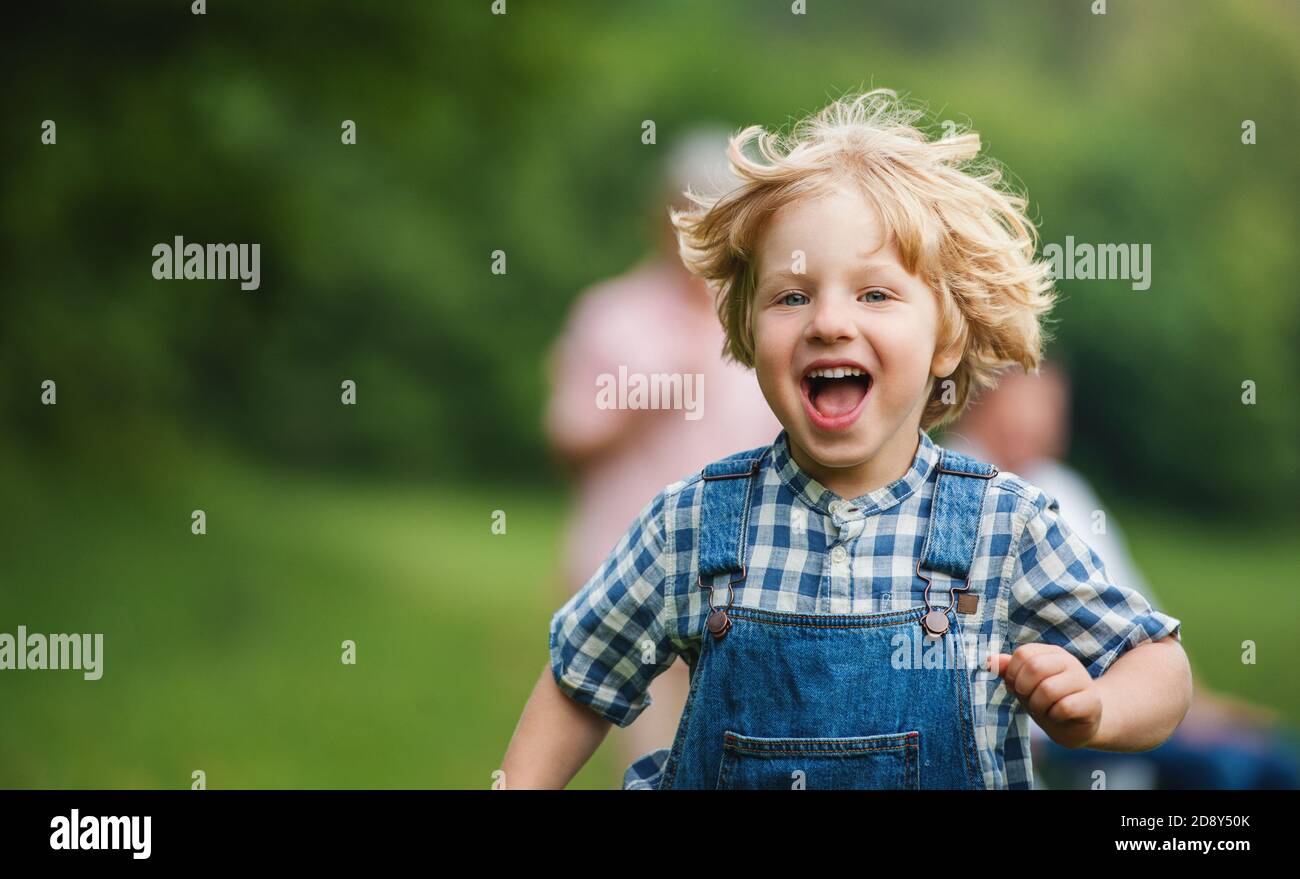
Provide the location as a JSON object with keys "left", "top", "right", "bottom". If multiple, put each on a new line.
{"left": 771, "top": 427, "right": 938, "bottom": 519}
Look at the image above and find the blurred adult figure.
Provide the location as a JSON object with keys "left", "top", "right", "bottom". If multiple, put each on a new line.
{"left": 543, "top": 127, "right": 782, "bottom": 776}
{"left": 947, "top": 362, "right": 1299, "bottom": 789}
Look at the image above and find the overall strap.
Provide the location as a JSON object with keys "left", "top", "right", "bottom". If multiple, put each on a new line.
{"left": 918, "top": 448, "right": 998, "bottom": 583}
{"left": 698, "top": 445, "right": 770, "bottom": 578}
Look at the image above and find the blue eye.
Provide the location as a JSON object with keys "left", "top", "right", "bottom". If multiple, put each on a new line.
{"left": 780, "top": 291, "right": 809, "bottom": 306}
{"left": 861, "top": 289, "right": 889, "bottom": 303}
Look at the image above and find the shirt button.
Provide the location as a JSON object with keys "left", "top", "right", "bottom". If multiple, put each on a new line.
{"left": 829, "top": 500, "right": 845, "bottom": 516}
{"left": 830, "top": 545, "right": 848, "bottom": 566}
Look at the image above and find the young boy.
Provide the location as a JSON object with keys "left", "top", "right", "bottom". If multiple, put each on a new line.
{"left": 501, "top": 89, "right": 1190, "bottom": 789}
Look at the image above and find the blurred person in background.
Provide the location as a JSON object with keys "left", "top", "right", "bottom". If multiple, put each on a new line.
{"left": 946, "top": 361, "right": 1300, "bottom": 789}
{"left": 543, "top": 127, "right": 782, "bottom": 775}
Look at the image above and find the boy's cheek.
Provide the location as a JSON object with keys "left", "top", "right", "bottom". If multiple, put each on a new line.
{"left": 872, "top": 357, "right": 938, "bottom": 410}
{"left": 752, "top": 352, "right": 793, "bottom": 403}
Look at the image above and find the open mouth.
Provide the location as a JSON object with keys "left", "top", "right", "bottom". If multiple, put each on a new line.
{"left": 800, "top": 365, "right": 872, "bottom": 430}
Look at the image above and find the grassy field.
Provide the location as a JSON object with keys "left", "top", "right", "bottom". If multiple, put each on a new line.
{"left": 1, "top": 448, "right": 1296, "bottom": 789}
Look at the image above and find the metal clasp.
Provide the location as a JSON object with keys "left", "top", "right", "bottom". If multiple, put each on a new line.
{"left": 699, "top": 565, "right": 744, "bottom": 639}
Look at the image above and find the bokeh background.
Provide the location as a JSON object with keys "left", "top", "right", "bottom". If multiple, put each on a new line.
{"left": 1, "top": 0, "right": 1297, "bottom": 788}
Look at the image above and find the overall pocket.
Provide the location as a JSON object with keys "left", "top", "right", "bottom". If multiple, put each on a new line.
{"left": 716, "top": 730, "right": 920, "bottom": 790}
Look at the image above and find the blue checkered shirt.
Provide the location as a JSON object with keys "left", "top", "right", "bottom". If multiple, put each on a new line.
{"left": 549, "top": 428, "right": 1183, "bottom": 789}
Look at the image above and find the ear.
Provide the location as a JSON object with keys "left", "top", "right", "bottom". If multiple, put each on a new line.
{"left": 930, "top": 332, "right": 963, "bottom": 380}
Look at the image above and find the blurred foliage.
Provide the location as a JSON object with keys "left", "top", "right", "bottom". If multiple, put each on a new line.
{"left": 1, "top": 0, "right": 1296, "bottom": 511}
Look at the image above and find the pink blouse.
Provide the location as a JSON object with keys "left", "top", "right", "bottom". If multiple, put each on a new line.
{"left": 545, "top": 256, "right": 782, "bottom": 591}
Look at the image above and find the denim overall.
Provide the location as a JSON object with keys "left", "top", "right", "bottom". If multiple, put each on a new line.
{"left": 654, "top": 442, "right": 997, "bottom": 790}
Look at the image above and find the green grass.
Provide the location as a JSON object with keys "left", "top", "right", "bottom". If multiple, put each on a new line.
{"left": 1109, "top": 499, "right": 1300, "bottom": 715}
{"left": 1, "top": 449, "right": 1296, "bottom": 788}
{"left": 0, "top": 449, "right": 620, "bottom": 789}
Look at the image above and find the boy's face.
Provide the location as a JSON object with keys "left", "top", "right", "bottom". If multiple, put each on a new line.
{"left": 751, "top": 185, "right": 961, "bottom": 494}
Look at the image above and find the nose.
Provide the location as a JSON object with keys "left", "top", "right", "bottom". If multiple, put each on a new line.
{"left": 803, "top": 290, "right": 857, "bottom": 345}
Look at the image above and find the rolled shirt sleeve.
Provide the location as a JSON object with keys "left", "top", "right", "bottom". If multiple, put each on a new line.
{"left": 1006, "top": 489, "right": 1182, "bottom": 681}
{"left": 549, "top": 489, "right": 675, "bottom": 727}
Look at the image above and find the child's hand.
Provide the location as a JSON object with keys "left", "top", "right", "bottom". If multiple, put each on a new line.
{"left": 988, "top": 644, "right": 1101, "bottom": 749}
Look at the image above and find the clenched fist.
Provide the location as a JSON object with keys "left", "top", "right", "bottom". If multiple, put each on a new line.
{"left": 988, "top": 643, "right": 1101, "bottom": 749}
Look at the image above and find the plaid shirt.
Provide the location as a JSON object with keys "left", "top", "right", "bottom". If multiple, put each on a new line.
{"left": 549, "top": 427, "right": 1183, "bottom": 789}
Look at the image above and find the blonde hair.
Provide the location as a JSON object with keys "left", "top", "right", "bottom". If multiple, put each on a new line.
{"left": 670, "top": 88, "right": 1056, "bottom": 430}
